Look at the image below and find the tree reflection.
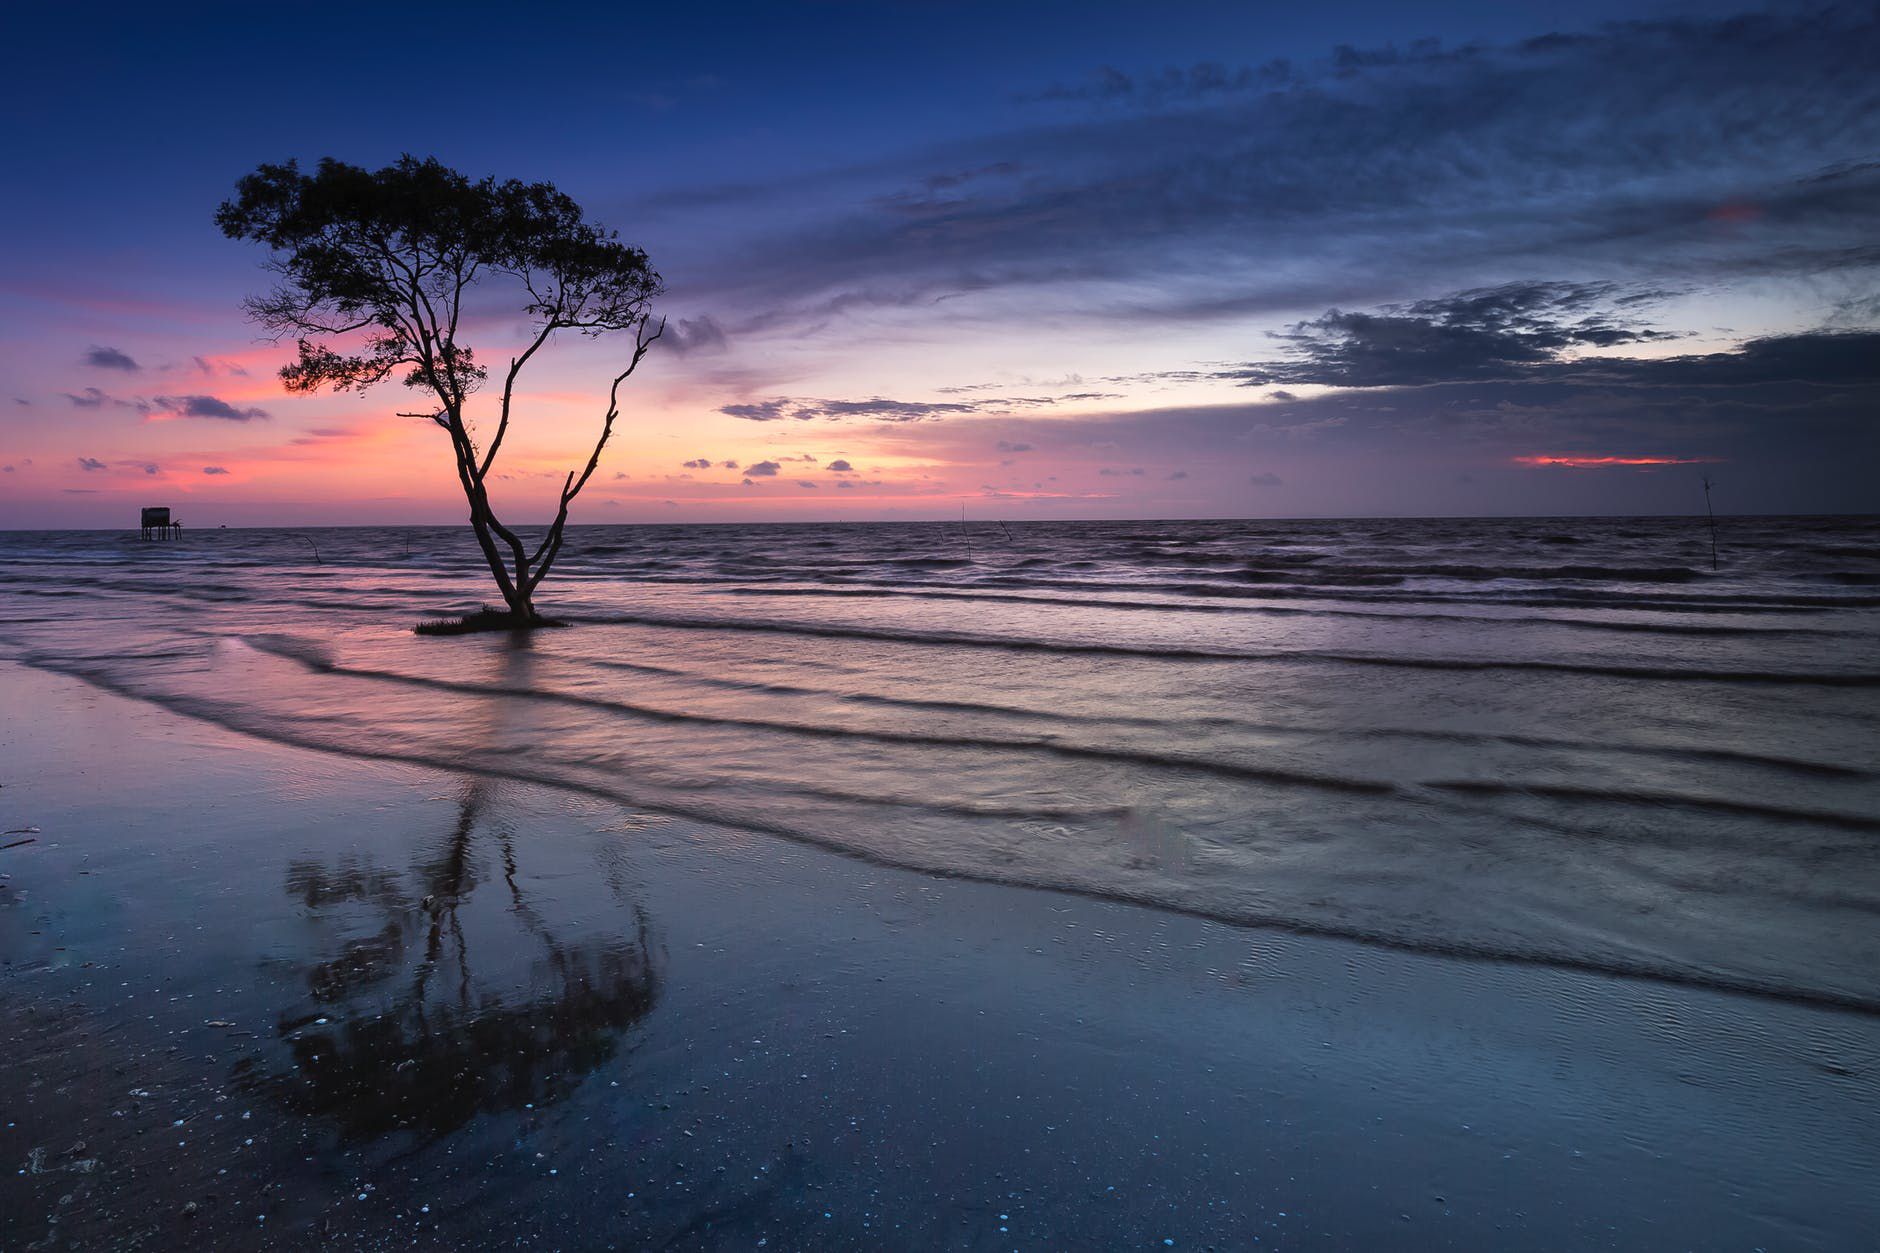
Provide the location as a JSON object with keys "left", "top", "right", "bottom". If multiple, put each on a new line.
{"left": 233, "top": 778, "right": 660, "bottom": 1141}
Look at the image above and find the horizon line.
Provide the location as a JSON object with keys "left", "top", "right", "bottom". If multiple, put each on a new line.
{"left": 2, "top": 509, "right": 1875, "bottom": 534}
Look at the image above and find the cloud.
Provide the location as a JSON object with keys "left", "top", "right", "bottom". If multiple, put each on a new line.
{"left": 745, "top": 460, "right": 780, "bottom": 476}
{"left": 1024, "top": 59, "right": 1297, "bottom": 107}
{"left": 720, "top": 459, "right": 739, "bottom": 469}
{"left": 827, "top": 459, "right": 854, "bottom": 472}
{"left": 720, "top": 396, "right": 977, "bottom": 422}
{"left": 681, "top": 457, "right": 714, "bottom": 468}
{"left": 817, "top": 399, "right": 975, "bottom": 420}
{"left": 77, "top": 456, "right": 106, "bottom": 471}
{"left": 669, "top": 10, "right": 1880, "bottom": 337}
{"left": 1572, "top": 328, "right": 1880, "bottom": 388}
{"left": 795, "top": 479, "right": 819, "bottom": 488}
{"left": 861, "top": 325, "right": 1880, "bottom": 511}
{"left": 1229, "top": 285, "right": 1880, "bottom": 391}
{"left": 62, "top": 387, "right": 151, "bottom": 414}
{"left": 1167, "top": 469, "right": 1188, "bottom": 480}
{"left": 152, "top": 394, "right": 270, "bottom": 422}
{"left": 663, "top": 315, "right": 730, "bottom": 356}
{"left": 996, "top": 440, "right": 1033, "bottom": 452}
{"left": 872, "top": 162, "right": 1028, "bottom": 216}
{"left": 718, "top": 391, "right": 1111, "bottom": 424}
{"left": 1228, "top": 282, "right": 1676, "bottom": 387}
{"left": 84, "top": 345, "right": 140, "bottom": 371}
{"left": 718, "top": 400, "right": 789, "bottom": 421}
{"left": 287, "top": 425, "right": 365, "bottom": 445}
{"left": 202, "top": 465, "right": 230, "bottom": 475}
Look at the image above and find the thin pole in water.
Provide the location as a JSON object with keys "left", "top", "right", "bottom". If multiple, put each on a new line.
{"left": 296, "top": 533, "right": 321, "bottom": 564}
{"left": 1701, "top": 474, "right": 1718, "bottom": 571}
{"left": 961, "top": 503, "right": 973, "bottom": 562}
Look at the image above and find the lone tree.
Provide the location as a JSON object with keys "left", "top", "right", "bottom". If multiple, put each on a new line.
{"left": 218, "top": 156, "right": 663, "bottom": 627}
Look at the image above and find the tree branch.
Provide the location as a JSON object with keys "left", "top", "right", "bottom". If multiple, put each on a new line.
{"left": 478, "top": 320, "right": 558, "bottom": 480}
{"left": 524, "top": 316, "right": 664, "bottom": 579}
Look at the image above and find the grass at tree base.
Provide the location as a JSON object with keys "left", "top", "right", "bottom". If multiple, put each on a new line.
{"left": 413, "top": 607, "right": 571, "bottom": 636}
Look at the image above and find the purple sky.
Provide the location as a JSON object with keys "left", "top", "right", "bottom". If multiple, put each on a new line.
{"left": 2, "top": 1, "right": 1876, "bottom": 526}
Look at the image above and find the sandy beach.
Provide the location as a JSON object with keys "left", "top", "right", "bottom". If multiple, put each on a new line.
{"left": 4, "top": 658, "right": 1875, "bottom": 1249}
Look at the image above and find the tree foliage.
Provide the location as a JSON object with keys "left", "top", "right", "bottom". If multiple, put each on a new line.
{"left": 218, "top": 156, "right": 664, "bottom": 621}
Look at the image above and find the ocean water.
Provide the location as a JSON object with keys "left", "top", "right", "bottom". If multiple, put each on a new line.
{"left": 3, "top": 515, "right": 1877, "bottom": 1011}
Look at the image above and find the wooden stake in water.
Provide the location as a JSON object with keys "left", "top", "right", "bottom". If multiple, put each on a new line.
{"left": 1701, "top": 474, "right": 1718, "bottom": 571}
{"left": 961, "top": 503, "right": 973, "bottom": 562}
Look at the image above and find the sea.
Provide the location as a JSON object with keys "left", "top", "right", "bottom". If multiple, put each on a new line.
{"left": 3, "top": 514, "right": 1876, "bottom": 1012}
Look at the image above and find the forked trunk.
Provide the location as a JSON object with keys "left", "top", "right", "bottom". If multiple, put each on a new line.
{"left": 431, "top": 316, "right": 655, "bottom": 629}
{"left": 462, "top": 495, "right": 538, "bottom": 624}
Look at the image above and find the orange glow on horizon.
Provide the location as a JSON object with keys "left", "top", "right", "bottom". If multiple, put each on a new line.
{"left": 1513, "top": 454, "right": 1720, "bottom": 469}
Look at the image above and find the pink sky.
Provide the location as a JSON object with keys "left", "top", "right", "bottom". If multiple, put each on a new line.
{"left": 5, "top": 2, "right": 1877, "bottom": 526}
{"left": 5, "top": 278, "right": 1831, "bottom": 529}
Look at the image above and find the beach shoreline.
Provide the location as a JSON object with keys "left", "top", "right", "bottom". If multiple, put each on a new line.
{"left": 3, "top": 658, "right": 1875, "bottom": 1249}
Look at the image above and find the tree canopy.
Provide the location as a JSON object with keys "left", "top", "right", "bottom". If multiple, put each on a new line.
{"left": 219, "top": 156, "right": 664, "bottom": 623}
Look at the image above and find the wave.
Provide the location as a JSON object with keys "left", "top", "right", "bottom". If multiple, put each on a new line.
{"left": 25, "top": 654, "right": 1880, "bottom": 1018}
{"left": 568, "top": 611, "right": 1880, "bottom": 685}
{"left": 227, "top": 634, "right": 1880, "bottom": 833}
{"left": 47, "top": 556, "right": 1864, "bottom": 624}
{"left": 1426, "top": 779, "right": 1880, "bottom": 834}
{"left": 231, "top": 636, "right": 1400, "bottom": 797}
{"left": 711, "top": 584, "right": 1847, "bottom": 637}
{"left": 580, "top": 657, "right": 1872, "bottom": 779}
{"left": 1318, "top": 562, "right": 1712, "bottom": 582}
{"left": 956, "top": 574, "right": 1879, "bottom": 612}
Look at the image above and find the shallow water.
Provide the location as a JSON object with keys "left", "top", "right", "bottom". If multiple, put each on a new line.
{"left": 2, "top": 515, "right": 1877, "bottom": 1010}
{"left": 3, "top": 663, "right": 1876, "bottom": 1249}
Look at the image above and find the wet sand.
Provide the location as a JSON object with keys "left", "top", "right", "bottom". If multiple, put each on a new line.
{"left": 2, "top": 659, "right": 1876, "bottom": 1250}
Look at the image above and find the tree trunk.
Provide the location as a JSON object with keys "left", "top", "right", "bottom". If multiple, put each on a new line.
{"left": 445, "top": 415, "right": 545, "bottom": 625}
{"left": 503, "top": 582, "right": 535, "bottom": 621}
{"left": 452, "top": 497, "right": 535, "bottom": 624}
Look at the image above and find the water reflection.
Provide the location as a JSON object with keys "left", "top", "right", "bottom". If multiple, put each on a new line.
{"left": 233, "top": 778, "right": 661, "bottom": 1141}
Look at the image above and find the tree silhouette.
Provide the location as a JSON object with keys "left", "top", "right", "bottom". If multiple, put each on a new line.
{"left": 217, "top": 156, "right": 664, "bottom": 624}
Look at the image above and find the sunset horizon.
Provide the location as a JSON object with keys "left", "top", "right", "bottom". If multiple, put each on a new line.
{"left": 6, "top": 2, "right": 1877, "bottom": 530}
{"left": 3, "top": 4, "right": 1876, "bottom": 1249}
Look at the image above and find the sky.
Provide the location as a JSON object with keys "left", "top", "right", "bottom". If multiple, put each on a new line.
{"left": 2, "top": 0, "right": 1876, "bottom": 527}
